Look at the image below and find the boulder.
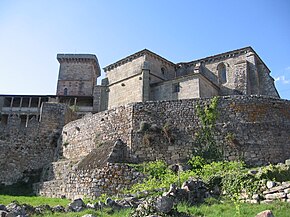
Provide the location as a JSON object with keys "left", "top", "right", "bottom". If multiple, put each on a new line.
{"left": 154, "top": 196, "right": 173, "bottom": 214}
{"left": 163, "top": 183, "right": 177, "bottom": 196}
{"left": 34, "top": 204, "right": 51, "bottom": 215}
{"left": 0, "top": 205, "right": 6, "bottom": 211}
{"left": 97, "top": 201, "right": 105, "bottom": 209}
{"left": 117, "top": 197, "right": 140, "bottom": 208}
{"left": 255, "top": 210, "right": 275, "bottom": 217}
{"left": 6, "top": 202, "right": 25, "bottom": 216}
{"left": 0, "top": 210, "right": 8, "bottom": 217}
{"left": 22, "top": 204, "right": 35, "bottom": 216}
{"left": 67, "top": 198, "right": 85, "bottom": 212}
{"left": 285, "top": 159, "right": 290, "bottom": 166}
{"left": 266, "top": 181, "right": 276, "bottom": 189}
{"left": 52, "top": 205, "right": 65, "bottom": 212}
{"left": 265, "top": 192, "right": 286, "bottom": 200}
{"left": 86, "top": 203, "right": 99, "bottom": 209}
{"left": 106, "top": 198, "right": 123, "bottom": 210}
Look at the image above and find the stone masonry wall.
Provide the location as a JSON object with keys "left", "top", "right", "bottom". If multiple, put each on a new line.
{"left": 130, "top": 96, "right": 290, "bottom": 165}
{"left": 35, "top": 163, "right": 145, "bottom": 199}
{"left": 61, "top": 105, "right": 133, "bottom": 160}
{"left": 56, "top": 60, "right": 97, "bottom": 96}
{"left": 107, "top": 56, "right": 145, "bottom": 109}
{"left": 60, "top": 95, "right": 290, "bottom": 166}
{"left": 36, "top": 96, "right": 290, "bottom": 199}
{"left": 0, "top": 103, "right": 75, "bottom": 185}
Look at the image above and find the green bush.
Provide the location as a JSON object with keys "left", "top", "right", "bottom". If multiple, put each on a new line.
{"left": 128, "top": 157, "right": 290, "bottom": 203}
{"left": 187, "top": 155, "right": 205, "bottom": 173}
{"left": 194, "top": 96, "right": 222, "bottom": 162}
{"left": 257, "top": 164, "right": 290, "bottom": 182}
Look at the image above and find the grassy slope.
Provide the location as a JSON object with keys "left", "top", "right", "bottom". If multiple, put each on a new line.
{"left": 1, "top": 195, "right": 290, "bottom": 217}
{"left": 0, "top": 195, "right": 70, "bottom": 207}
{"left": 178, "top": 201, "right": 290, "bottom": 217}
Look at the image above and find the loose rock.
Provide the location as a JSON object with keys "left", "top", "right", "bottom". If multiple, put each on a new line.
{"left": 67, "top": 198, "right": 85, "bottom": 212}
{"left": 155, "top": 196, "right": 173, "bottom": 214}
{"left": 255, "top": 210, "right": 275, "bottom": 217}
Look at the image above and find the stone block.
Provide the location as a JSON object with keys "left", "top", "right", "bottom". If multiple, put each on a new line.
{"left": 260, "top": 200, "right": 273, "bottom": 204}
{"left": 265, "top": 192, "right": 286, "bottom": 200}
{"left": 285, "top": 159, "right": 290, "bottom": 166}
{"left": 266, "top": 181, "right": 276, "bottom": 189}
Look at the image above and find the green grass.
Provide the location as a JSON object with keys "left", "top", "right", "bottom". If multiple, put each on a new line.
{"left": 1, "top": 195, "right": 290, "bottom": 217}
{"left": 0, "top": 195, "right": 70, "bottom": 207}
{"left": 177, "top": 201, "right": 290, "bottom": 217}
{"left": 32, "top": 208, "right": 132, "bottom": 217}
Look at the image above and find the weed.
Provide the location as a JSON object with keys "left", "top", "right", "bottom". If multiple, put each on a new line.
{"left": 63, "top": 142, "right": 69, "bottom": 148}
{"left": 194, "top": 96, "right": 222, "bottom": 162}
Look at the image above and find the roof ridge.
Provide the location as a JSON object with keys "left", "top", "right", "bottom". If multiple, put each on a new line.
{"left": 103, "top": 49, "right": 174, "bottom": 72}
{"left": 176, "top": 46, "right": 253, "bottom": 65}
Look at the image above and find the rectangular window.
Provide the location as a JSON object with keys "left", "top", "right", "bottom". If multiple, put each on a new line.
{"left": 173, "top": 83, "right": 180, "bottom": 93}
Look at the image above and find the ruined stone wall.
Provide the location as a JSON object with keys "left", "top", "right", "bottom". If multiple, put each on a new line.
{"left": 35, "top": 96, "right": 290, "bottom": 199}
{"left": 60, "top": 95, "right": 290, "bottom": 166}
{"left": 0, "top": 103, "right": 75, "bottom": 185}
{"left": 130, "top": 96, "right": 290, "bottom": 165}
{"left": 35, "top": 162, "right": 144, "bottom": 199}
{"left": 61, "top": 105, "right": 133, "bottom": 160}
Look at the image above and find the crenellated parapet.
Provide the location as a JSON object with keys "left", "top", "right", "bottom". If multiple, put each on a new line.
{"left": 57, "top": 54, "right": 101, "bottom": 77}
{"left": 56, "top": 53, "right": 101, "bottom": 98}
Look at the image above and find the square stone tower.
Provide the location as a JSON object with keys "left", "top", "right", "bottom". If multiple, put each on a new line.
{"left": 56, "top": 54, "right": 101, "bottom": 96}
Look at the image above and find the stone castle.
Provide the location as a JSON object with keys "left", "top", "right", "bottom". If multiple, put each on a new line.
{"left": 0, "top": 46, "right": 279, "bottom": 121}
{"left": 0, "top": 46, "right": 289, "bottom": 199}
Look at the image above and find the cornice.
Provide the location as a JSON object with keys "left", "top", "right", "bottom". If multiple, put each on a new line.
{"left": 57, "top": 54, "right": 101, "bottom": 76}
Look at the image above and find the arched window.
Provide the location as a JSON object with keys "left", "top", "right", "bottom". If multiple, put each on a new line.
{"left": 161, "top": 67, "right": 166, "bottom": 75}
{"left": 217, "top": 63, "right": 227, "bottom": 84}
{"left": 64, "top": 88, "right": 68, "bottom": 96}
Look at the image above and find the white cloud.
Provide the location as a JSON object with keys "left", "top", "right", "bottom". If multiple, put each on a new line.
{"left": 275, "top": 76, "right": 290, "bottom": 84}
{"left": 285, "top": 66, "right": 290, "bottom": 71}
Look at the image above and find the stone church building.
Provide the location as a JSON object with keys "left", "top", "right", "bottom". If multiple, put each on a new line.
{"left": 0, "top": 46, "right": 279, "bottom": 124}
{"left": 56, "top": 46, "right": 279, "bottom": 113}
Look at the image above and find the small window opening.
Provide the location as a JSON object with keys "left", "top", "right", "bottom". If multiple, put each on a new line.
{"left": 20, "top": 115, "right": 27, "bottom": 127}
{"left": 161, "top": 67, "right": 166, "bottom": 75}
{"left": 1, "top": 115, "right": 8, "bottom": 125}
{"left": 173, "top": 83, "right": 180, "bottom": 93}
{"left": 64, "top": 88, "right": 68, "bottom": 96}
{"left": 218, "top": 63, "right": 227, "bottom": 84}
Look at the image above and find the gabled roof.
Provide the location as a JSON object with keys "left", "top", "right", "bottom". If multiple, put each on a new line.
{"left": 103, "top": 46, "right": 270, "bottom": 73}
{"left": 103, "top": 49, "right": 175, "bottom": 72}
{"left": 177, "top": 46, "right": 270, "bottom": 72}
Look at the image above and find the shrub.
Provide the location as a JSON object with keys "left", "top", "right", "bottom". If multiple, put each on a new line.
{"left": 194, "top": 96, "right": 222, "bottom": 162}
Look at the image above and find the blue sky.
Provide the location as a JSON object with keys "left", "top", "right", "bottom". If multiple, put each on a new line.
{"left": 0, "top": 0, "right": 290, "bottom": 99}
